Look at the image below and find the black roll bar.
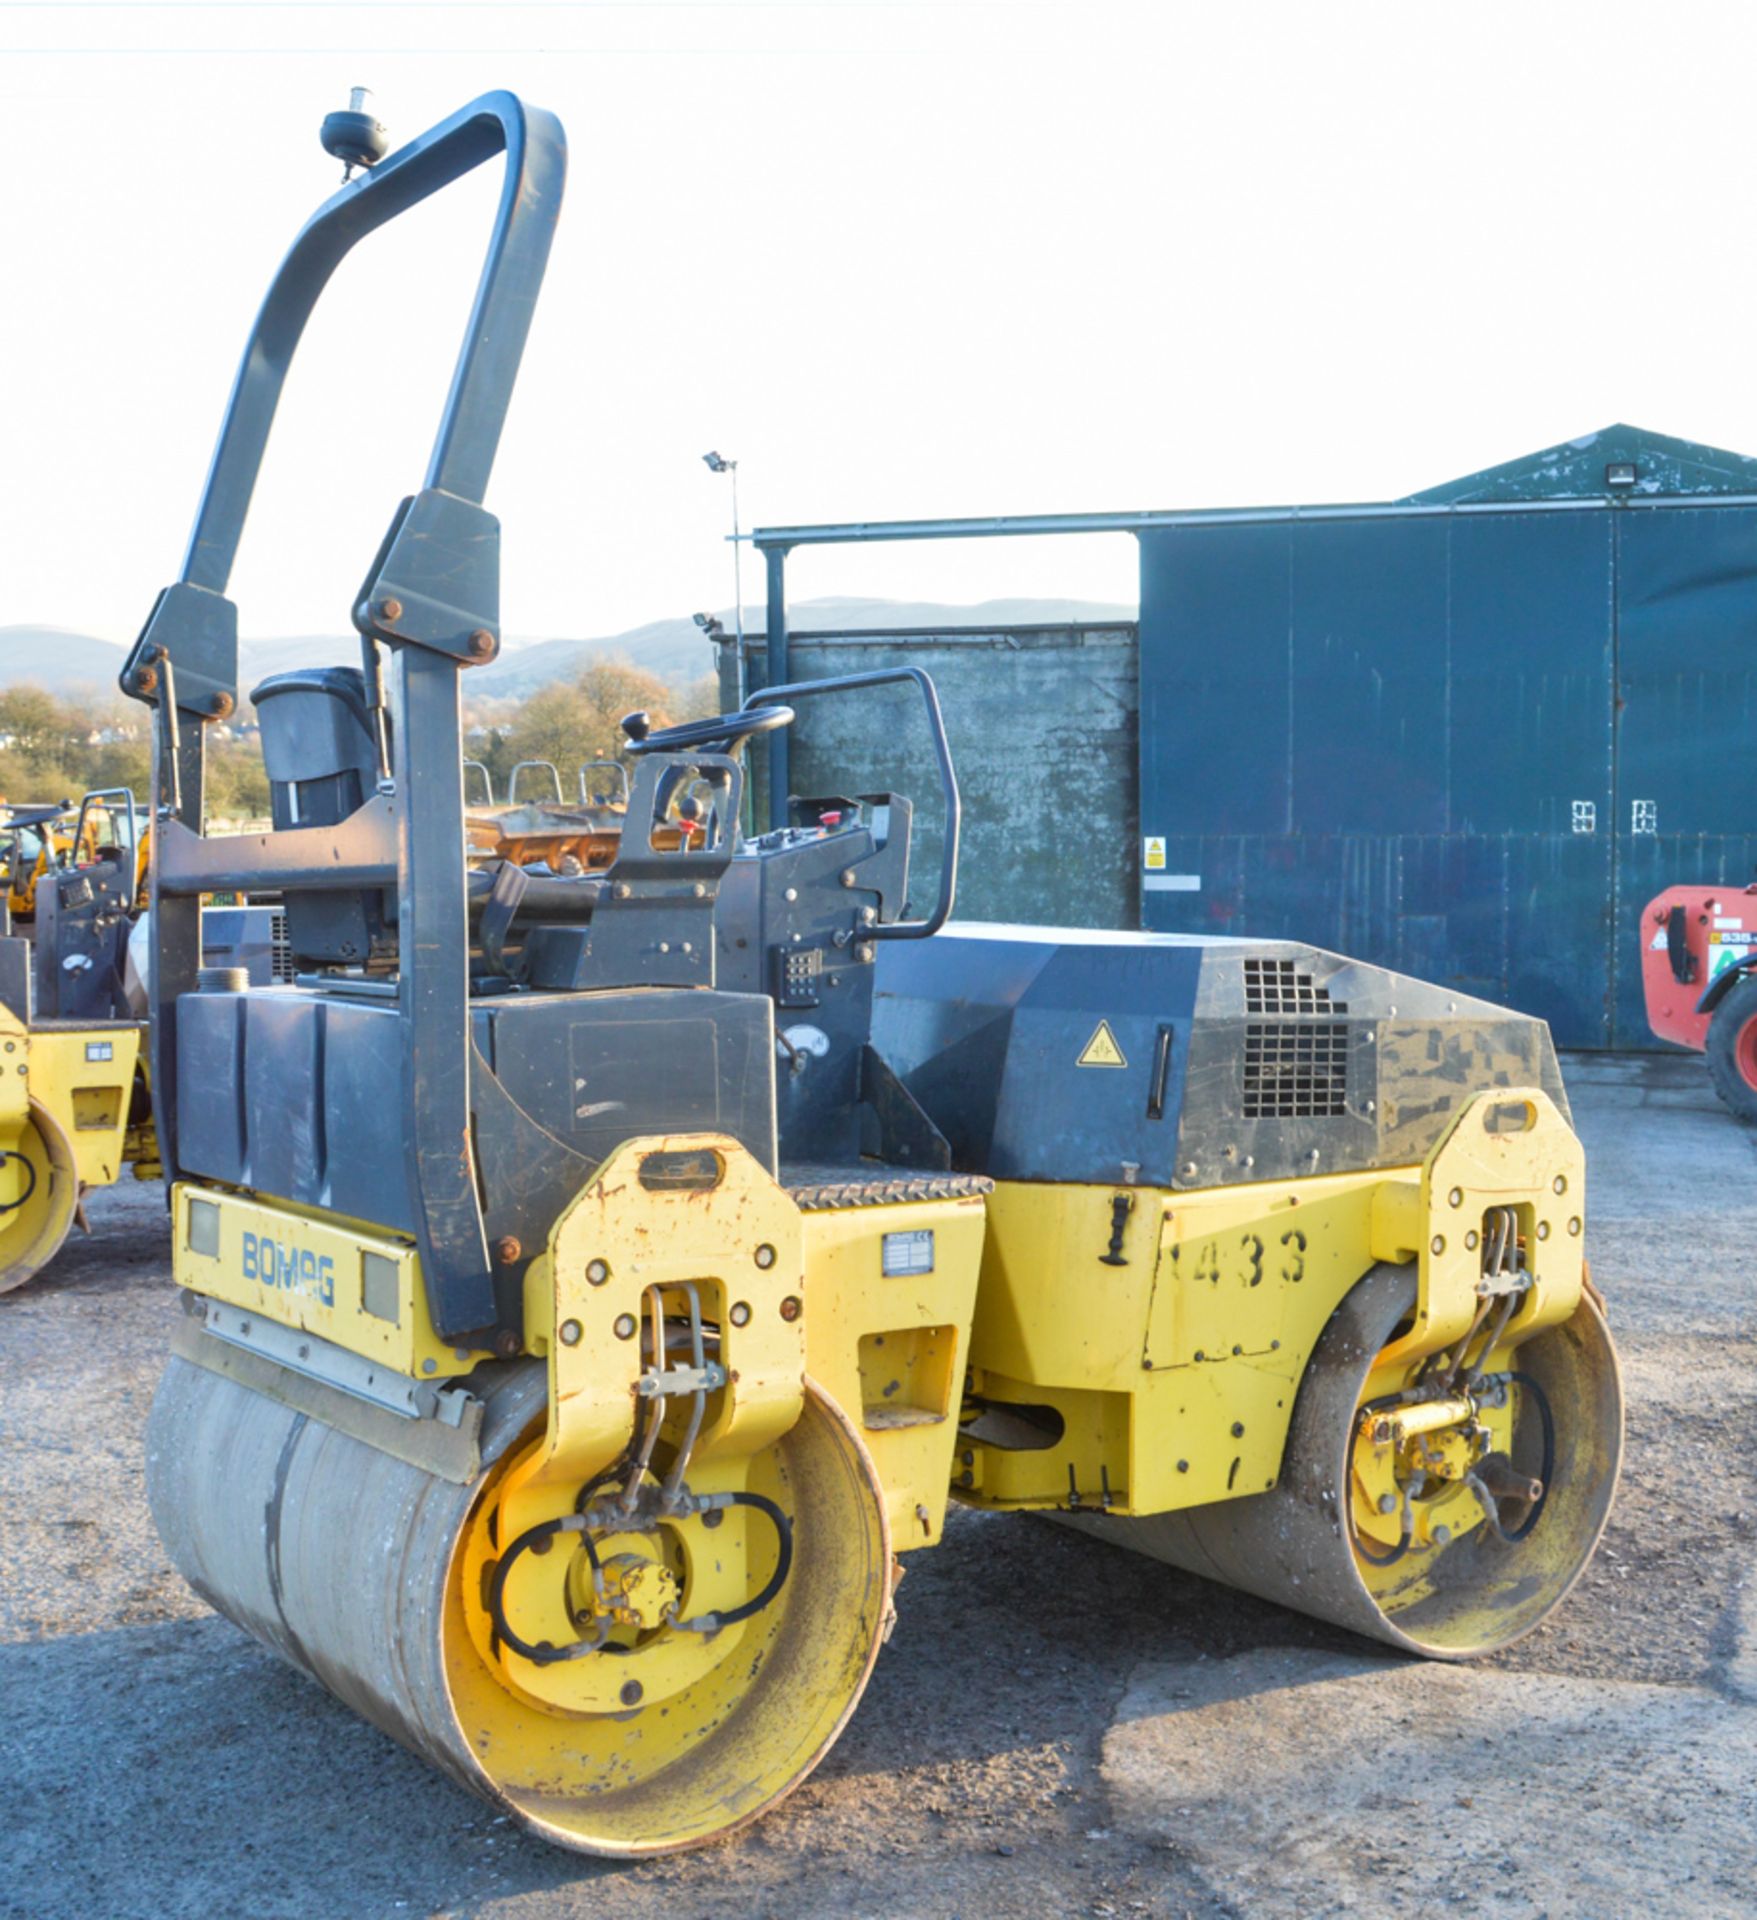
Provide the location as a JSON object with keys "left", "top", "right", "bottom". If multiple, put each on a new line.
{"left": 121, "top": 93, "right": 567, "bottom": 1345}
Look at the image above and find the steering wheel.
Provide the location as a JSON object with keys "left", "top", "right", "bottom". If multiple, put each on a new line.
{"left": 621, "top": 704, "right": 793, "bottom": 758}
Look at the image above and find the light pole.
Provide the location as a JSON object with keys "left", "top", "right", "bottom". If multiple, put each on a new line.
{"left": 702, "top": 451, "right": 743, "bottom": 703}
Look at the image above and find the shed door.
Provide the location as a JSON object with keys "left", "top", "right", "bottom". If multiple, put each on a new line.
{"left": 1139, "top": 512, "right": 1618, "bottom": 1047}
{"left": 1612, "top": 506, "right": 1757, "bottom": 1045}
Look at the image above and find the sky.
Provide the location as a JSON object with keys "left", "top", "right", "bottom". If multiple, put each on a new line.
{"left": 3, "top": 1, "right": 1756, "bottom": 649}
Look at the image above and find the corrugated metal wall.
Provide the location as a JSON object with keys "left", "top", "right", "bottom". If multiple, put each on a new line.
{"left": 1137, "top": 503, "right": 1757, "bottom": 1047}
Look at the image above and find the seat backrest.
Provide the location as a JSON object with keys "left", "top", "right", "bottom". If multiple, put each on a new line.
{"left": 252, "top": 667, "right": 390, "bottom": 967}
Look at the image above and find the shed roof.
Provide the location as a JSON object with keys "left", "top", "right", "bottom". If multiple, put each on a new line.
{"left": 1405, "top": 423, "right": 1757, "bottom": 506}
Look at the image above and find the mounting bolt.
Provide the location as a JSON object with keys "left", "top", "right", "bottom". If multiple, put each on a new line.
{"left": 210, "top": 691, "right": 236, "bottom": 719}
{"left": 1430, "top": 1235, "right": 1446, "bottom": 1255}
{"left": 379, "top": 598, "right": 403, "bottom": 622}
{"left": 754, "top": 1243, "right": 777, "bottom": 1270}
{"left": 618, "top": 1679, "right": 644, "bottom": 1709}
{"left": 559, "top": 1318, "right": 582, "bottom": 1346}
{"left": 856, "top": 943, "right": 875, "bottom": 964}
{"left": 1231, "top": 1421, "right": 1245, "bottom": 1438}
{"left": 729, "top": 1301, "right": 752, "bottom": 1327}
{"left": 779, "top": 1295, "right": 802, "bottom": 1323}
{"left": 1176, "top": 1459, "right": 1189, "bottom": 1473}
{"left": 586, "top": 1258, "right": 610, "bottom": 1286}
{"left": 132, "top": 665, "right": 159, "bottom": 695}
{"left": 1448, "top": 1186, "right": 1464, "bottom": 1208}
{"left": 840, "top": 869, "right": 857, "bottom": 887}
{"left": 613, "top": 1313, "right": 638, "bottom": 1340}
{"left": 495, "top": 1329, "right": 522, "bottom": 1358}
{"left": 614, "top": 882, "right": 632, "bottom": 900}
{"left": 467, "top": 628, "right": 496, "bottom": 659}
{"left": 494, "top": 1235, "right": 522, "bottom": 1264}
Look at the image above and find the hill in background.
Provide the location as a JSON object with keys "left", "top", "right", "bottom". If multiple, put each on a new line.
{"left": 0, "top": 596, "right": 1137, "bottom": 702}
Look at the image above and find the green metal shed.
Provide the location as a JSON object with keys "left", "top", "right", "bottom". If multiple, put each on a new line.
{"left": 1138, "top": 424, "right": 1757, "bottom": 1047}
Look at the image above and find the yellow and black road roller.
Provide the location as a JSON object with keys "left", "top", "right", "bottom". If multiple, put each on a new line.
{"left": 122, "top": 90, "right": 1621, "bottom": 1856}
{"left": 0, "top": 789, "right": 152, "bottom": 1291}
{"left": 0, "top": 786, "right": 275, "bottom": 1291}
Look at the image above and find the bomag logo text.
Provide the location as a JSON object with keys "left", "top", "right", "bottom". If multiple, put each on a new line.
{"left": 241, "top": 1231, "right": 336, "bottom": 1307}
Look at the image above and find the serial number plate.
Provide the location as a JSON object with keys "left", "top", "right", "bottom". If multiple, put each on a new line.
{"left": 882, "top": 1229, "right": 935, "bottom": 1277}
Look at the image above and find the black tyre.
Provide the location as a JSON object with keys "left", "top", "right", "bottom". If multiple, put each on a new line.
{"left": 1705, "top": 973, "right": 1757, "bottom": 1124}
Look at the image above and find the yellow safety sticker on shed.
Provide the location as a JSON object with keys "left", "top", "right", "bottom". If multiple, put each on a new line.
{"left": 1077, "top": 1020, "right": 1127, "bottom": 1068}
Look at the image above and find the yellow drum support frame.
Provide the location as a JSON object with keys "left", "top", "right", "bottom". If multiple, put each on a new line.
{"left": 974, "top": 1086, "right": 1622, "bottom": 1656}
{"left": 152, "top": 1134, "right": 994, "bottom": 1855}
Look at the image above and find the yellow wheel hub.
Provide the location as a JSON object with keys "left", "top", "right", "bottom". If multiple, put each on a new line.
{"left": 599, "top": 1553, "right": 680, "bottom": 1632}
{"left": 1349, "top": 1367, "right": 1518, "bottom": 1558}
{"left": 458, "top": 1448, "right": 778, "bottom": 1715}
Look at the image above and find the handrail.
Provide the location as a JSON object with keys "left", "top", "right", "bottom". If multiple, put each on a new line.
{"left": 463, "top": 759, "right": 496, "bottom": 807}
{"left": 72, "top": 787, "right": 139, "bottom": 862}
{"left": 741, "top": 667, "right": 960, "bottom": 940}
{"left": 509, "top": 760, "right": 564, "bottom": 807}
{"left": 579, "top": 757, "right": 630, "bottom": 810}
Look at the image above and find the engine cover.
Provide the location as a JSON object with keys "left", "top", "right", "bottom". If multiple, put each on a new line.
{"left": 872, "top": 924, "right": 1568, "bottom": 1189}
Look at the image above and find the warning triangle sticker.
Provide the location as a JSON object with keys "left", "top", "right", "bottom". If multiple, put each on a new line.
{"left": 1077, "top": 1020, "right": 1128, "bottom": 1069}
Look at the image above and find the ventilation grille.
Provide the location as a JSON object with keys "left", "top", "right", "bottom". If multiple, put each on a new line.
{"left": 270, "top": 910, "right": 296, "bottom": 984}
{"left": 1243, "top": 1022, "right": 1350, "bottom": 1119}
{"left": 1244, "top": 956, "right": 1347, "bottom": 1016}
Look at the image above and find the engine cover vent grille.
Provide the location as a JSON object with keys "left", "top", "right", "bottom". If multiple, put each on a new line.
{"left": 1243, "top": 1021, "right": 1350, "bottom": 1118}
{"left": 270, "top": 910, "right": 295, "bottom": 984}
{"left": 1243, "top": 956, "right": 1347, "bottom": 1016}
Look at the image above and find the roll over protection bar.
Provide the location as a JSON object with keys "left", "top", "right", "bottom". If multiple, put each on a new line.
{"left": 121, "top": 94, "right": 567, "bottom": 1345}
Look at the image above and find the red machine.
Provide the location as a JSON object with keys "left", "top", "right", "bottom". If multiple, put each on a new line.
{"left": 1640, "top": 884, "right": 1757, "bottom": 1119}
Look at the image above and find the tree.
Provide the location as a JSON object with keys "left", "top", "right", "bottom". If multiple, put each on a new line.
{"left": 0, "top": 685, "right": 64, "bottom": 753}
{"left": 495, "top": 658, "right": 678, "bottom": 795}
{"left": 0, "top": 650, "right": 703, "bottom": 826}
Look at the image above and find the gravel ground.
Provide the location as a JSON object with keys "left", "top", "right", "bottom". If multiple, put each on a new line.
{"left": 0, "top": 1051, "right": 1752, "bottom": 1920}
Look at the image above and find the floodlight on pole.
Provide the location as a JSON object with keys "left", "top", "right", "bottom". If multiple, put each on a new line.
{"left": 702, "top": 451, "right": 744, "bottom": 700}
